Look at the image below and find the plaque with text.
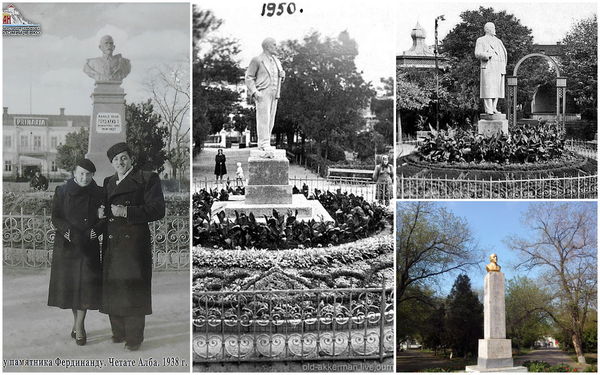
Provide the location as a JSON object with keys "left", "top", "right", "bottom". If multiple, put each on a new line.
{"left": 96, "top": 112, "right": 122, "bottom": 133}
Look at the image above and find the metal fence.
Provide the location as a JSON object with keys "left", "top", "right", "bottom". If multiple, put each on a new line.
{"left": 565, "top": 139, "right": 598, "bottom": 160}
{"left": 192, "top": 286, "right": 394, "bottom": 363}
{"left": 193, "top": 176, "right": 393, "bottom": 204}
{"left": 2, "top": 208, "right": 189, "bottom": 270}
{"left": 398, "top": 173, "right": 597, "bottom": 199}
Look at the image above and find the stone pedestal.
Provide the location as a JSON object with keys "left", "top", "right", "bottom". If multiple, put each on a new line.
{"left": 212, "top": 148, "right": 333, "bottom": 222}
{"left": 85, "top": 81, "right": 126, "bottom": 185}
{"left": 478, "top": 113, "right": 508, "bottom": 137}
{"left": 245, "top": 149, "right": 292, "bottom": 204}
{"left": 466, "top": 272, "right": 527, "bottom": 373}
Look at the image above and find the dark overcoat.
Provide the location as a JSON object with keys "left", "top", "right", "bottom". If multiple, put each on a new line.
{"left": 100, "top": 169, "right": 165, "bottom": 316}
{"left": 214, "top": 154, "right": 227, "bottom": 176}
{"left": 48, "top": 178, "right": 104, "bottom": 310}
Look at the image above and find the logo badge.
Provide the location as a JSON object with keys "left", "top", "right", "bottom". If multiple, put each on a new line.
{"left": 3, "top": 4, "right": 41, "bottom": 36}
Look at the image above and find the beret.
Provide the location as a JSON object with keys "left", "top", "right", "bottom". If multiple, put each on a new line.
{"left": 76, "top": 158, "right": 96, "bottom": 173}
{"left": 107, "top": 142, "right": 131, "bottom": 162}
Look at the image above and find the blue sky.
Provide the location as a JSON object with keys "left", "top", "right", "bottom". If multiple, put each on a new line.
{"left": 399, "top": 201, "right": 597, "bottom": 297}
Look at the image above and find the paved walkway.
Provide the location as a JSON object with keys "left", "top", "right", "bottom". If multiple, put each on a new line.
{"left": 514, "top": 348, "right": 580, "bottom": 368}
{"left": 193, "top": 148, "right": 320, "bottom": 184}
{"left": 3, "top": 268, "right": 190, "bottom": 372}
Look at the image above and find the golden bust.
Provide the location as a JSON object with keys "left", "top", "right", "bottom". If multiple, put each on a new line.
{"left": 485, "top": 253, "right": 501, "bottom": 272}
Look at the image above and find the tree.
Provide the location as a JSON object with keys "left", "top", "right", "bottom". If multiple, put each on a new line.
{"left": 445, "top": 274, "right": 483, "bottom": 358}
{"left": 507, "top": 202, "right": 597, "bottom": 364}
{"left": 371, "top": 77, "right": 394, "bottom": 144}
{"left": 422, "top": 302, "right": 448, "bottom": 355}
{"left": 193, "top": 6, "right": 245, "bottom": 155}
{"left": 55, "top": 127, "right": 89, "bottom": 175}
{"left": 397, "top": 285, "right": 437, "bottom": 350}
{"left": 354, "top": 131, "right": 386, "bottom": 161}
{"left": 145, "top": 64, "right": 190, "bottom": 180}
{"left": 505, "top": 276, "right": 553, "bottom": 351}
{"left": 396, "top": 69, "right": 435, "bottom": 138}
{"left": 440, "top": 7, "right": 536, "bottom": 121}
{"left": 560, "top": 15, "right": 597, "bottom": 121}
{"left": 278, "top": 31, "right": 375, "bottom": 160}
{"left": 397, "top": 202, "right": 481, "bottom": 304}
{"left": 126, "top": 100, "right": 168, "bottom": 172}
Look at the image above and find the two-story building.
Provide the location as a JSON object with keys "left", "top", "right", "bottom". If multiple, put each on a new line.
{"left": 2, "top": 107, "right": 89, "bottom": 181}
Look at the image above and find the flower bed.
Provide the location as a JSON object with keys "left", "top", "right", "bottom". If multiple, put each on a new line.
{"left": 418, "top": 122, "right": 567, "bottom": 164}
{"left": 399, "top": 122, "right": 597, "bottom": 181}
{"left": 193, "top": 188, "right": 392, "bottom": 250}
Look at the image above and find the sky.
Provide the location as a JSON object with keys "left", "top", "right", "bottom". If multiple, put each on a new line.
{"left": 398, "top": 201, "right": 598, "bottom": 297}
{"left": 396, "top": 2, "right": 597, "bottom": 55}
{"left": 3, "top": 3, "right": 190, "bottom": 116}
{"left": 195, "top": 0, "right": 396, "bottom": 91}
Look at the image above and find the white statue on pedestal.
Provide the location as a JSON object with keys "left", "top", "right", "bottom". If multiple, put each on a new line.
{"left": 475, "top": 23, "right": 507, "bottom": 115}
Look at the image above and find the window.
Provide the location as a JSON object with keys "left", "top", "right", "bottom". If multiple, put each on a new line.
{"left": 51, "top": 161, "right": 58, "bottom": 172}
{"left": 33, "top": 136, "right": 42, "bottom": 151}
{"left": 4, "top": 160, "right": 11, "bottom": 172}
{"left": 3, "top": 135, "right": 11, "bottom": 148}
{"left": 50, "top": 136, "right": 58, "bottom": 149}
{"left": 20, "top": 135, "right": 28, "bottom": 147}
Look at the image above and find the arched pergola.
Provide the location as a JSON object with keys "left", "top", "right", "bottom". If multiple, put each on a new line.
{"left": 506, "top": 53, "right": 567, "bottom": 129}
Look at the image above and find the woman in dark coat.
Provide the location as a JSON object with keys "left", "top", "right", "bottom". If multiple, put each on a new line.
{"left": 214, "top": 148, "right": 227, "bottom": 183}
{"left": 48, "top": 159, "right": 104, "bottom": 346}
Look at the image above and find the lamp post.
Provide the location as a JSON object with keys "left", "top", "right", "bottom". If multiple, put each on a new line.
{"left": 434, "top": 15, "right": 445, "bottom": 130}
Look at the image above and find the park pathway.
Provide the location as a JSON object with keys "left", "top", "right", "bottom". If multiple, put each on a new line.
{"left": 3, "top": 268, "right": 189, "bottom": 372}
{"left": 193, "top": 148, "right": 320, "bottom": 183}
{"left": 514, "top": 348, "right": 578, "bottom": 367}
{"left": 396, "top": 350, "right": 471, "bottom": 372}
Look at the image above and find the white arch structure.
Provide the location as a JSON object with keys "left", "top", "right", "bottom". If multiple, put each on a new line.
{"left": 506, "top": 53, "right": 567, "bottom": 129}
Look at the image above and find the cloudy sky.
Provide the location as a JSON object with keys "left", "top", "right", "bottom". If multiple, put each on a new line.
{"left": 3, "top": 3, "right": 190, "bottom": 116}
{"left": 397, "top": 2, "right": 597, "bottom": 54}
{"left": 195, "top": 0, "right": 396, "bottom": 91}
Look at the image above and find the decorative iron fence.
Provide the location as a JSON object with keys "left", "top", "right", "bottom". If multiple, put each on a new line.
{"left": 192, "top": 286, "right": 394, "bottom": 363}
{"left": 398, "top": 173, "right": 597, "bottom": 199}
{"left": 565, "top": 139, "right": 598, "bottom": 160}
{"left": 193, "top": 176, "right": 393, "bottom": 204}
{"left": 2, "top": 208, "right": 189, "bottom": 270}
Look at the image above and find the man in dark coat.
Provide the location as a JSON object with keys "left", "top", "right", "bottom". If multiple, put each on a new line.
{"left": 100, "top": 142, "right": 165, "bottom": 351}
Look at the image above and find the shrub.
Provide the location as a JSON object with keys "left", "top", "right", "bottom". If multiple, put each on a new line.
{"left": 417, "top": 121, "right": 569, "bottom": 165}
{"left": 584, "top": 365, "right": 597, "bottom": 372}
{"left": 192, "top": 187, "right": 392, "bottom": 249}
{"left": 523, "top": 361, "right": 551, "bottom": 372}
{"left": 321, "top": 143, "right": 346, "bottom": 162}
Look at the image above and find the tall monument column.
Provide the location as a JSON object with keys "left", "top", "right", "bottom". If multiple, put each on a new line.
{"left": 466, "top": 254, "right": 527, "bottom": 372}
{"left": 83, "top": 35, "right": 131, "bottom": 184}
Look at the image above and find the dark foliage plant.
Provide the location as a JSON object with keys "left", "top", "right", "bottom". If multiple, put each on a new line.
{"left": 417, "top": 121, "right": 569, "bottom": 165}
{"left": 192, "top": 186, "right": 391, "bottom": 249}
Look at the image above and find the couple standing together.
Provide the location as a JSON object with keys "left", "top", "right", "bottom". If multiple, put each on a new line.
{"left": 47, "top": 142, "right": 165, "bottom": 351}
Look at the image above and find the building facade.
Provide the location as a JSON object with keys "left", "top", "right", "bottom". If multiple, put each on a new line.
{"left": 2, "top": 107, "right": 88, "bottom": 181}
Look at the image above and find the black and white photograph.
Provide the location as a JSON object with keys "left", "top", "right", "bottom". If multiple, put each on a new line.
{"left": 192, "top": 0, "right": 394, "bottom": 371}
{"left": 396, "top": 3, "right": 597, "bottom": 199}
{"left": 2, "top": 3, "right": 191, "bottom": 372}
